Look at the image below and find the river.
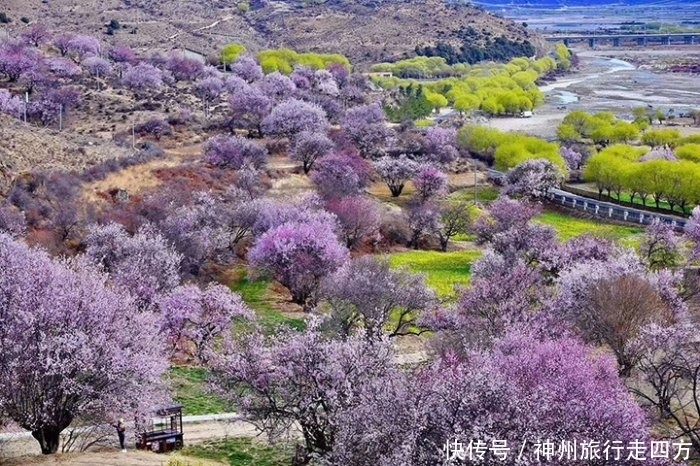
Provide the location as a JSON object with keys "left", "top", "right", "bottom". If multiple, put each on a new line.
{"left": 486, "top": 48, "right": 700, "bottom": 138}
{"left": 546, "top": 50, "right": 700, "bottom": 113}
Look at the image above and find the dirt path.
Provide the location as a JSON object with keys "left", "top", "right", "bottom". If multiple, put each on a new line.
{"left": 168, "top": 16, "right": 234, "bottom": 41}
{"left": 1, "top": 418, "right": 259, "bottom": 465}
{"left": 1, "top": 450, "right": 226, "bottom": 466}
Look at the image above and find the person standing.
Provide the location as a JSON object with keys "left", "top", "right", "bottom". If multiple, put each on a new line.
{"left": 113, "top": 418, "right": 127, "bottom": 452}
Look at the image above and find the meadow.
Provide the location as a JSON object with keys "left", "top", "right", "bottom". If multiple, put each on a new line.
{"left": 534, "top": 209, "right": 645, "bottom": 246}
{"left": 179, "top": 438, "right": 291, "bottom": 466}
{"left": 388, "top": 249, "right": 482, "bottom": 298}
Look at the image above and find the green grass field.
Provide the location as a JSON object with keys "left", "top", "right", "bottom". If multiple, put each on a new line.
{"left": 229, "top": 269, "right": 305, "bottom": 332}
{"left": 448, "top": 185, "right": 500, "bottom": 203}
{"left": 388, "top": 249, "right": 482, "bottom": 298}
{"left": 178, "top": 438, "right": 292, "bottom": 466}
{"left": 168, "top": 367, "right": 227, "bottom": 416}
{"left": 534, "top": 210, "right": 645, "bottom": 246}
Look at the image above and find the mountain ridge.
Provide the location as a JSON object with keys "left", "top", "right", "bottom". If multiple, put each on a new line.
{"left": 472, "top": 0, "right": 699, "bottom": 8}
{"left": 0, "top": 0, "right": 536, "bottom": 67}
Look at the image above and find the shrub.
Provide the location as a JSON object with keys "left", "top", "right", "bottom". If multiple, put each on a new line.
{"left": 135, "top": 118, "right": 173, "bottom": 140}
{"left": 203, "top": 135, "right": 268, "bottom": 169}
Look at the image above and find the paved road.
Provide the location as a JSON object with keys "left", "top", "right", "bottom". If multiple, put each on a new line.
{"left": 549, "top": 187, "right": 687, "bottom": 230}
{"left": 486, "top": 168, "right": 687, "bottom": 230}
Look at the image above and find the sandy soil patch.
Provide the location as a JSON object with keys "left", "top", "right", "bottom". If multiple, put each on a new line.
{"left": 266, "top": 155, "right": 300, "bottom": 171}
{"left": 81, "top": 144, "right": 207, "bottom": 202}
{"left": 268, "top": 174, "right": 314, "bottom": 197}
{"left": 83, "top": 158, "right": 182, "bottom": 202}
{"left": 1, "top": 420, "right": 260, "bottom": 462}
{"left": 1, "top": 450, "right": 226, "bottom": 466}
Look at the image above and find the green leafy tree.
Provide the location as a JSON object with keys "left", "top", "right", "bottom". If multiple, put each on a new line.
{"left": 624, "top": 163, "right": 651, "bottom": 205}
{"left": 257, "top": 49, "right": 350, "bottom": 75}
{"left": 493, "top": 137, "right": 563, "bottom": 172}
{"left": 584, "top": 153, "right": 630, "bottom": 199}
{"left": 557, "top": 123, "right": 581, "bottom": 143}
{"left": 676, "top": 144, "right": 700, "bottom": 162}
{"left": 609, "top": 122, "right": 640, "bottom": 144}
{"left": 637, "top": 160, "right": 672, "bottom": 209}
{"left": 665, "top": 161, "right": 699, "bottom": 213}
{"left": 642, "top": 129, "right": 681, "bottom": 148}
{"left": 599, "top": 144, "right": 646, "bottom": 161}
{"left": 425, "top": 90, "right": 448, "bottom": 112}
{"left": 458, "top": 126, "right": 507, "bottom": 159}
{"left": 590, "top": 122, "right": 614, "bottom": 146}
{"left": 561, "top": 110, "right": 594, "bottom": 139}
{"left": 481, "top": 96, "right": 504, "bottom": 116}
{"left": 654, "top": 108, "right": 666, "bottom": 125}
{"left": 632, "top": 106, "right": 653, "bottom": 127}
{"left": 689, "top": 109, "right": 700, "bottom": 126}
{"left": 220, "top": 44, "right": 247, "bottom": 68}
{"left": 554, "top": 43, "right": 572, "bottom": 70}
{"left": 453, "top": 92, "right": 480, "bottom": 115}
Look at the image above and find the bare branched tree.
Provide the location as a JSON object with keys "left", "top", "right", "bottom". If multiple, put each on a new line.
{"left": 581, "top": 275, "right": 675, "bottom": 377}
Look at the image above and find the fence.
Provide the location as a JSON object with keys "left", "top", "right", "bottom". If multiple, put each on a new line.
{"left": 549, "top": 188, "right": 687, "bottom": 231}
{"left": 486, "top": 168, "right": 688, "bottom": 230}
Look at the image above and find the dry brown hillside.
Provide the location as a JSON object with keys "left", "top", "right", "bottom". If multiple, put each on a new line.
{"left": 0, "top": 0, "right": 533, "bottom": 67}
{"left": 0, "top": 115, "right": 131, "bottom": 195}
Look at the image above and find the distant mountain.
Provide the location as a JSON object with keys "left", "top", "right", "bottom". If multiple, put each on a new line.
{"left": 1, "top": 0, "right": 536, "bottom": 67}
{"left": 472, "top": 0, "right": 698, "bottom": 8}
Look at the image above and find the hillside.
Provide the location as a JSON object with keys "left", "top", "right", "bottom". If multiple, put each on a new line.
{"left": 0, "top": 115, "right": 131, "bottom": 196}
{"left": 473, "top": 0, "right": 697, "bottom": 7}
{"left": 0, "top": 0, "right": 534, "bottom": 67}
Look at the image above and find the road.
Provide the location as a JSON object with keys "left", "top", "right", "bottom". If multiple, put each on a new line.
{"left": 549, "top": 187, "right": 687, "bottom": 230}
{"left": 486, "top": 169, "right": 687, "bottom": 230}
{"left": 0, "top": 413, "right": 255, "bottom": 460}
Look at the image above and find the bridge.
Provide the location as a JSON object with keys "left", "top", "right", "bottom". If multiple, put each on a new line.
{"left": 544, "top": 32, "right": 700, "bottom": 48}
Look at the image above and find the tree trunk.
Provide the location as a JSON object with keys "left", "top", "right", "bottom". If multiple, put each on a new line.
{"left": 32, "top": 427, "right": 62, "bottom": 454}
{"left": 618, "top": 360, "right": 633, "bottom": 379}
{"left": 292, "top": 444, "right": 310, "bottom": 466}
{"left": 291, "top": 290, "right": 307, "bottom": 306}
{"left": 389, "top": 183, "right": 404, "bottom": 197}
{"left": 439, "top": 235, "right": 449, "bottom": 252}
{"left": 409, "top": 232, "right": 421, "bottom": 250}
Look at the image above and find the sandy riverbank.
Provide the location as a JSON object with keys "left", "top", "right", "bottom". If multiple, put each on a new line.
{"left": 485, "top": 47, "right": 700, "bottom": 139}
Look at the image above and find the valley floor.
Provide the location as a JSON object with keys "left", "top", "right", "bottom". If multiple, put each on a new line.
{"left": 485, "top": 47, "right": 700, "bottom": 139}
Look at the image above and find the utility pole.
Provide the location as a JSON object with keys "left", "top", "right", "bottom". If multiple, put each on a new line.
{"left": 471, "top": 159, "right": 478, "bottom": 205}
{"left": 23, "top": 92, "right": 28, "bottom": 124}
